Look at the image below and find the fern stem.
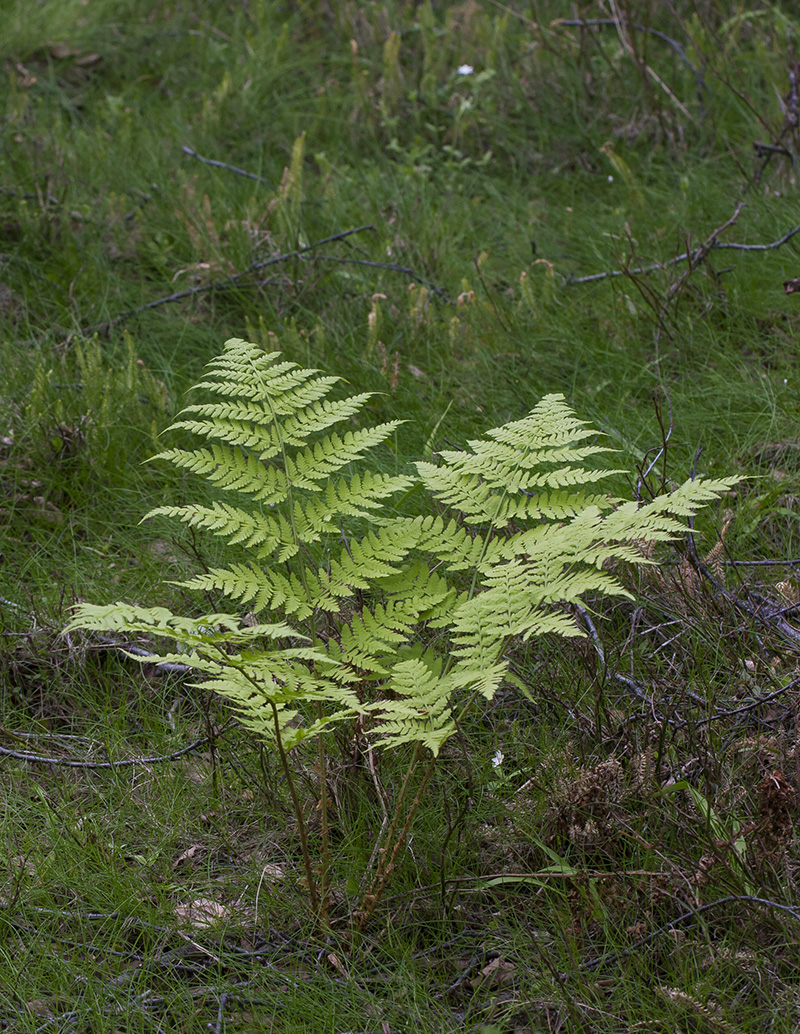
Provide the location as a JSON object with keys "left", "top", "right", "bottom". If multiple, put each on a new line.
{"left": 359, "top": 741, "right": 422, "bottom": 923}
{"left": 359, "top": 751, "right": 435, "bottom": 929}
{"left": 268, "top": 698, "right": 321, "bottom": 918}
{"left": 205, "top": 638, "right": 324, "bottom": 924}
{"left": 316, "top": 703, "right": 331, "bottom": 924}
{"left": 245, "top": 348, "right": 327, "bottom": 919}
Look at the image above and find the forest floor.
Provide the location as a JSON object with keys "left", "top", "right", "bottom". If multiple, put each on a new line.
{"left": 2, "top": 2, "right": 800, "bottom": 1031}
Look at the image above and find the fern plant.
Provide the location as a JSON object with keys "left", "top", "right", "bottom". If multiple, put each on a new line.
{"left": 67, "top": 337, "right": 738, "bottom": 926}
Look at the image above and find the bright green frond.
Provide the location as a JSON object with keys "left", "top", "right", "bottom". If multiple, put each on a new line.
{"left": 285, "top": 422, "right": 404, "bottom": 486}
{"left": 367, "top": 654, "right": 457, "bottom": 755}
{"left": 66, "top": 602, "right": 301, "bottom": 647}
{"left": 145, "top": 502, "right": 293, "bottom": 557}
{"left": 68, "top": 336, "right": 741, "bottom": 772}
{"left": 150, "top": 445, "right": 290, "bottom": 504}
{"left": 170, "top": 392, "right": 374, "bottom": 459}
{"left": 181, "top": 563, "right": 316, "bottom": 618}
{"left": 482, "top": 393, "right": 606, "bottom": 451}
{"left": 166, "top": 416, "right": 284, "bottom": 459}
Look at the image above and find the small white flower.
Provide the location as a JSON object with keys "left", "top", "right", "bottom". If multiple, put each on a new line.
{"left": 457, "top": 64, "right": 474, "bottom": 76}
{"left": 607, "top": 175, "right": 614, "bottom": 182}
{"left": 492, "top": 749, "right": 504, "bottom": 768}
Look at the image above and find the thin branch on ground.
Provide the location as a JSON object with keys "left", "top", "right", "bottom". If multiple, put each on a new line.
{"left": 567, "top": 207, "right": 800, "bottom": 285}
{"left": 0, "top": 721, "right": 235, "bottom": 768}
{"left": 665, "top": 202, "right": 746, "bottom": 299}
{"left": 723, "top": 557, "right": 800, "bottom": 567}
{"left": 574, "top": 603, "right": 680, "bottom": 720}
{"left": 687, "top": 537, "right": 800, "bottom": 653}
{"left": 580, "top": 894, "right": 800, "bottom": 973}
{"left": 182, "top": 145, "right": 272, "bottom": 186}
{"left": 81, "top": 224, "right": 377, "bottom": 335}
{"left": 314, "top": 254, "right": 450, "bottom": 298}
{"left": 554, "top": 17, "right": 707, "bottom": 102}
{"left": 91, "top": 634, "right": 195, "bottom": 674}
{"left": 696, "top": 674, "right": 800, "bottom": 726}
{"left": 753, "top": 141, "right": 796, "bottom": 165}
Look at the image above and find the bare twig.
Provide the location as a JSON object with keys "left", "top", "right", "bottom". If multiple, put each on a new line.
{"left": 697, "top": 674, "right": 800, "bottom": 726}
{"left": 574, "top": 604, "right": 679, "bottom": 719}
{"left": 314, "top": 254, "right": 450, "bottom": 299}
{"left": 92, "top": 635, "right": 194, "bottom": 674}
{"left": 581, "top": 894, "right": 800, "bottom": 972}
{"left": 78, "top": 225, "right": 376, "bottom": 335}
{"left": 665, "top": 202, "right": 746, "bottom": 299}
{"left": 244, "top": 225, "right": 376, "bottom": 272}
{"left": 553, "top": 18, "right": 703, "bottom": 85}
{"left": 753, "top": 141, "right": 796, "bottom": 165}
{"left": 723, "top": 557, "right": 800, "bottom": 568}
{"left": 568, "top": 208, "right": 800, "bottom": 286}
{"left": 213, "top": 992, "right": 229, "bottom": 1034}
{"left": 554, "top": 16, "right": 707, "bottom": 113}
{"left": 683, "top": 454, "right": 800, "bottom": 654}
{"left": 0, "top": 722, "right": 235, "bottom": 768}
{"left": 182, "top": 145, "right": 272, "bottom": 186}
{"left": 689, "top": 545, "right": 800, "bottom": 654}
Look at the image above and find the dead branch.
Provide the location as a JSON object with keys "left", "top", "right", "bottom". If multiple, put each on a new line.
{"left": 0, "top": 722, "right": 235, "bottom": 768}
{"left": 83, "top": 224, "right": 377, "bottom": 335}
{"left": 182, "top": 145, "right": 272, "bottom": 185}
{"left": 314, "top": 254, "right": 451, "bottom": 298}
{"left": 568, "top": 206, "right": 800, "bottom": 286}
{"left": 581, "top": 894, "right": 800, "bottom": 973}
{"left": 554, "top": 17, "right": 706, "bottom": 102}
{"left": 665, "top": 201, "right": 745, "bottom": 298}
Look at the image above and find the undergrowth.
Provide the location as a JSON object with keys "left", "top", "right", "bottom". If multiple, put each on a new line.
{"left": 2, "top": 1, "right": 800, "bottom": 1031}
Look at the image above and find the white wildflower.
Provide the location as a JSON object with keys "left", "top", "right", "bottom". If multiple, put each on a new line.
{"left": 492, "top": 749, "right": 504, "bottom": 768}
{"left": 457, "top": 64, "right": 474, "bottom": 76}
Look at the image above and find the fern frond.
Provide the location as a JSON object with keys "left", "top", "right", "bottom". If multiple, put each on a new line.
{"left": 315, "top": 471, "right": 415, "bottom": 521}
{"left": 417, "top": 392, "right": 625, "bottom": 528}
{"left": 66, "top": 602, "right": 300, "bottom": 646}
{"left": 642, "top": 477, "right": 741, "bottom": 518}
{"left": 68, "top": 339, "right": 741, "bottom": 774}
{"left": 416, "top": 463, "right": 617, "bottom": 525}
{"left": 151, "top": 444, "right": 291, "bottom": 504}
{"left": 171, "top": 392, "right": 374, "bottom": 457}
{"left": 145, "top": 502, "right": 295, "bottom": 558}
{"left": 481, "top": 393, "right": 609, "bottom": 454}
{"left": 284, "top": 423, "right": 403, "bottom": 486}
{"left": 449, "top": 559, "right": 625, "bottom": 653}
{"left": 200, "top": 658, "right": 362, "bottom": 749}
{"left": 181, "top": 563, "right": 320, "bottom": 618}
{"left": 366, "top": 651, "right": 457, "bottom": 755}
{"left": 193, "top": 340, "right": 331, "bottom": 406}
{"left": 408, "top": 515, "right": 501, "bottom": 573}
{"left": 338, "top": 601, "right": 420, "bottom": 675}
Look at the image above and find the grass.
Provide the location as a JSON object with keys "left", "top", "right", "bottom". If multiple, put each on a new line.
{"left": 2, "top": 0, "right": 800, "bottom": 1029}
